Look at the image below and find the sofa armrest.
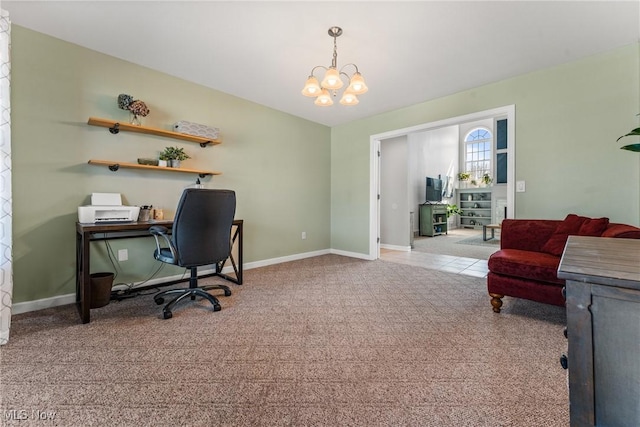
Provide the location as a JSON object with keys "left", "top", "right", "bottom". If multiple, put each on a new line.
{"left": 500, "top": 219, "right": 561, "bottom": 252}
{"left": 602, "top": 223, "right": 640, "bottom": 239}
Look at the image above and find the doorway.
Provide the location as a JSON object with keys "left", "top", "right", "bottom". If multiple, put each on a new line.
{"left": 369, "top": 105, "right": 516, "bottom": 259}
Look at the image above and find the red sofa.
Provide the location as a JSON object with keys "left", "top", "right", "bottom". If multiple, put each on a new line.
{"left": 487, "top": 215, "right": 640, "bottom": 313}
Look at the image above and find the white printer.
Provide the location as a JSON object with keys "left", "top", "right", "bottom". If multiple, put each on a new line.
{"left": 78, "top": 193, "right": 141, "bottom": 224}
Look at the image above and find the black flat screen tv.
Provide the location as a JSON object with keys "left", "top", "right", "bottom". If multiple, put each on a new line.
{"left": 425, "top": 177, "right": 443, "bottom": 203}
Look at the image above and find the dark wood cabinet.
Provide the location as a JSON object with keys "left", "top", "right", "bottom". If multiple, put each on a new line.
{"left": 558, "top": 236, "right": 640, "bottom": 426}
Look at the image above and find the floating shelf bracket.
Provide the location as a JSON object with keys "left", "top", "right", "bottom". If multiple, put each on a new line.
{"left": 108, "top": 163, "right": 120, "bottom": 172}
{"left": 109, "top": 123, "right": 120, "bottom": 134}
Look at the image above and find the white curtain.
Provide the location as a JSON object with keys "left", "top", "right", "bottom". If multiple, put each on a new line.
{"left": 0, "top": 9, "right": 13, "bottom": 345}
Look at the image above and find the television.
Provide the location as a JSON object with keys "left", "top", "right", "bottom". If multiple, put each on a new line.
{"left": 425, "top": 176, "right": 443, "bottom": 203}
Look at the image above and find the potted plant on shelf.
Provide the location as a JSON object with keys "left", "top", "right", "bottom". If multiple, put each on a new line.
{"left": 160, "top": 146, "right": 191, "bottom": 168}
{"left": 158, "top": 151, "right": 170, "bottom": 167}
{"left": 457, "top": 172, "right": 470, "bottom": 189}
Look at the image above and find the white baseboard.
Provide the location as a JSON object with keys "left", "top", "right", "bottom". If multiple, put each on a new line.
{"left": 380, "top": 243, "right": 411, "bottom": 252}
{"left": 11, "top": 249, "right": 349, "bottom": 315}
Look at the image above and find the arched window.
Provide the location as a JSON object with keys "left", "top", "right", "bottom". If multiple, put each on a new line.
{"left": 464, "top": 128, "right": 492, "bottom": 180}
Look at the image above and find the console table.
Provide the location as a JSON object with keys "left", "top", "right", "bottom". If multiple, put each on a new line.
{"left": 76, "top": 219, "right": 243, "bottom": 324}
{"left": 558, "top": 235, "right": 640, "bottom": 426}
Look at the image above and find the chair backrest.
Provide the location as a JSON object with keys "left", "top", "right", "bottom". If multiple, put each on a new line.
{"left": 171, "top": 189, "right": 236, "bottom": 268}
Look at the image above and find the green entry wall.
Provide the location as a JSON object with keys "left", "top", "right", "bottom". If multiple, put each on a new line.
{"left": 331, "top": 43, "right": 640, "bottom": 255}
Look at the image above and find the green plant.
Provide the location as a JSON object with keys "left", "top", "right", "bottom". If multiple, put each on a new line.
{"left": 160, "top": 146, "right": 191, "bottom": 161}
{"left": 618, "top": 125, "right": 640, "bottom": 152}
{"left": 457, "top": 172, "right": 470, "bottom": 181}
{"left": 447, "top": 204, "right": 463, "bottom": 218}
{"left": 481, "top": 173, "right": 493, "bottom": 185}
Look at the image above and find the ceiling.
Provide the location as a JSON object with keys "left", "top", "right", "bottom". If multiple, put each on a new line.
{"left": 4, "top": 1, "right": 640, "bottom": 127}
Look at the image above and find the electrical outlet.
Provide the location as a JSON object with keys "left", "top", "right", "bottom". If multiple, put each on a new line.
{"left": 301, "top": 232, "right": 307, "bottom": 240}
{"left": 516, "top": 181, "right": 526, "bottom": 192}
{"left": 118, "top": 249, "right": 128, "bottom": 261}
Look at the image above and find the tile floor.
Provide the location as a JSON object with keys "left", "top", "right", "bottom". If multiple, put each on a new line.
{"left": 380, "top": 245, "right": 490, "bottom": 278}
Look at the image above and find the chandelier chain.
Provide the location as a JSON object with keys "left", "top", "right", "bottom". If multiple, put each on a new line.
{"left": 331, "top": 35, "right": 338, "bottom": 69}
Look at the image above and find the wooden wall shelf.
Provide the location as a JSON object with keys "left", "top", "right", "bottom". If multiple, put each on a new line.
{"left": 88, "top": 160, "right": 222, "bottom": 178}
{"left": 87, "top": 117, "right": 221, "bottom": 147}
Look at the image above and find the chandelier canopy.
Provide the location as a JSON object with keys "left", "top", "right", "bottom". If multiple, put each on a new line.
{"left": 301, "top": 26, "right": 368, "bottom": 107}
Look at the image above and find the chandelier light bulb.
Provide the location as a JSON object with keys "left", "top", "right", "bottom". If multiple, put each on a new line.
{"left": 321, "top": 68, "right": 343, "bottom": 90}
{"left": 301, "top": 76, "right": 322, "bottom": 97}
{"left": 314, "top": 89, "right": 334, "bottom": 106}
{"left": 348, "top": 72, "right": 368, "bottom": 95}
{"left": 339, "top": 90, "right": 359, "bottom": 106}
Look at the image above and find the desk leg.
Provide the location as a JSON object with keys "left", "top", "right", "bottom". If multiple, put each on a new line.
{"left": 210, "top": 221, "right": 243, "bottom": 285}
{"left": 76, "top": 231, "right": 91, "bottom": 323}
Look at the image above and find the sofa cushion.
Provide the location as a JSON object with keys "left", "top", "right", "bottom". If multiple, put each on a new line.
{"left": 578, "top": 217, "right": 610, "bottom": 236}
{"left": 488, "top": 249, "right": 564, "bottom": 285}
{"left": 541, "top": 214, "right": 609, "bottom": 256}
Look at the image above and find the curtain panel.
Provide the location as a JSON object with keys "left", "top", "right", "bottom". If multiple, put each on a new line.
{"left": 0, "top": 9, "right": 13, "bottom": 345}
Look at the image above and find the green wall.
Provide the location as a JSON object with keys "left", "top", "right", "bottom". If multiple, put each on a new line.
{"left": 331, "top": 43, "right": 640, "bottom": 255}
{"left": 11, "top": 26, "right": 331, "bottom": 303}
{"left": 11, "top": 26, "right": 640, "bottom": 304}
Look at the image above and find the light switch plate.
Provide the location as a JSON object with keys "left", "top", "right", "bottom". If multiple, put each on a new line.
{"left": 516, "top": 181, "right": 526, "bottom": 192}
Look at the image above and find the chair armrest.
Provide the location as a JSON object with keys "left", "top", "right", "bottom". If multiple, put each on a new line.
{"left": 149, "top": 226, "right": 177, "bottom": 261}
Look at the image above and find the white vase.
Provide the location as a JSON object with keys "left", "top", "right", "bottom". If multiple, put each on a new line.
{"left": 169, "top": 160, "right": 181, "bottom": 168}
{"left": 158, "top": 160, "right": 168, "bottom": 167}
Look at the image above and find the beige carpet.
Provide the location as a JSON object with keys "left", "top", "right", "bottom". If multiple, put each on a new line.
{"left": 1, "top": 255, "right": 568, "bottom": 426}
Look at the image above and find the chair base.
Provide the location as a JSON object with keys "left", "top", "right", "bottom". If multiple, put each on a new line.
{"left": 154, "top": 283, "right": 231, "bottom": 319}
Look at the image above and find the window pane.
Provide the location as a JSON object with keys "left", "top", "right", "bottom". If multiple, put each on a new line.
{"left": 497, "top": 152, "right": 507, "bottom": 183}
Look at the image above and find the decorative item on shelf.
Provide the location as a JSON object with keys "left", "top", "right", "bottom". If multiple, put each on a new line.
{"left": 160, "top": 146, "right": 191, "bottom": 168}
{"left": 117, "top": 93, "right": 150, "bottom": 126}
{"left": 301, "top": 26, "right": 368, "bottom": 107}
{"left": 481, "top": 173, "right": 493, "bottom": 186}
{"left": 137, "top": 158, "right": 159, "bottom": 166}
{"left": 457, "top": 172, "right": 470, "bottom": 188}
{"left": 174, "top": 120, "right": 220, "bottom": 140}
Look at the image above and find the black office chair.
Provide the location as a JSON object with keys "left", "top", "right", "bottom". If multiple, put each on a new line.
{"left": 150, "top": 188, "right": 236, "bottom": 319}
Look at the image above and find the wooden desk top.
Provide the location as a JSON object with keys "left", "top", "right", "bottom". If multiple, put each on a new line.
{"left": 558, "top": 235, "right": 640, "bottom": 289}
{"left": 76, "top": 220, "right": 173, "bottom": 234}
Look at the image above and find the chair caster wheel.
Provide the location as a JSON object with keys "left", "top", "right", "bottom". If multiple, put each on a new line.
{"left": 213, "top": 304, "right": 221, "bottom": 312}
{"left": 163, "top": 311, "right": 173, "bottom": 319}
{"left": 224, "top": 289, "right": 231, "bottom": 297}
{"left": 155, "top": 297, "right": 164, "bottom": 305}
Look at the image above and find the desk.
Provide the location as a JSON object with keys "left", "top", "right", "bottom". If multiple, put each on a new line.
{"left": 76, "top": 219, "right": 243, "bottom": 324}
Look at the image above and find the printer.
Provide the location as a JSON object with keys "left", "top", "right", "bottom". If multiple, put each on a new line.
{"left": 78, "top": 193, "right": 141, "bottom": 224}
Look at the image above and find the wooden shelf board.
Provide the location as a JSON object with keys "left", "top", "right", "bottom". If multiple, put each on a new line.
{"left": 87, "top": 117, "right": 221, "bottom": 145}
{"left": 88, "top": 160, "right": 222, "bottom": 176}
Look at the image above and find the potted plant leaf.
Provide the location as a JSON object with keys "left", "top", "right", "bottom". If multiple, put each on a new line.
{"left": 161, "top": 146, "right": 191, "bottom": 168}
{"left": 618, "top": 125, "right": 640, "bottom": 152}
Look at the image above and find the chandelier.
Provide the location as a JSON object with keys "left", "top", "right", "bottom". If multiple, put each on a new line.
{"left": 301, "top": 26, "right": 368, "bottom": 106}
